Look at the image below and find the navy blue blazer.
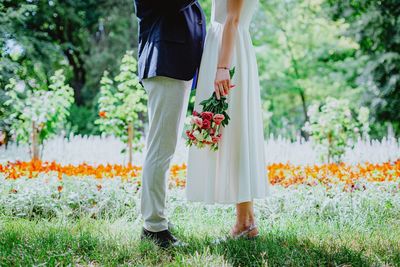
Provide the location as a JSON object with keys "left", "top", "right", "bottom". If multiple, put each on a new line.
{"left": 134, "top": 0, "right": 206, "bottom": 82}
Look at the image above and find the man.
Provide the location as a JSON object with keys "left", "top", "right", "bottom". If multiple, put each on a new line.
{"left": 134, "top": 0, "right": 206, "bottom": 248}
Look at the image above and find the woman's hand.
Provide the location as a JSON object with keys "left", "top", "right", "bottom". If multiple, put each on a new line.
{"left": 214, "top": 68, "right": 231, "bottom": 100}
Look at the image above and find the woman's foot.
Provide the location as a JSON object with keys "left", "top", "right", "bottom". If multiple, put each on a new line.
{"left": 230, "top": 223, "right": 259, "bottom": 239}
{"left": 232, "top": 201, "right": 259, "bottom": 239}
{"left": 211, "top": 224, "right": 259, "bottom": 245}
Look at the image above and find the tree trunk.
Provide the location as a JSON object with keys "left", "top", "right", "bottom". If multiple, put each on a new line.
{"left": 32, "top": 122, "right": 40, "bottom": 161}
{"left": 64, "top": 50, "right": 86, "bottom": 105}
{"left": 127, "top": 122, "right": 134, "bottom": 166}
{"left": 299, "top": 88, "right": 310, "bottom": 140}
{"left": 278, "top": 23, "right": 310, "bottom": 139}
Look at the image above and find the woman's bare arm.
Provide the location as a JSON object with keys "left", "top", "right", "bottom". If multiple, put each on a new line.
{"left": 214, "top": 0, "right": 244, "bottom": 100}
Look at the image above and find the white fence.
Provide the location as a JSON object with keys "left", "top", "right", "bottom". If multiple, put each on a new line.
{"left": 1, "top": 134, "right": 399, "bottom": 165}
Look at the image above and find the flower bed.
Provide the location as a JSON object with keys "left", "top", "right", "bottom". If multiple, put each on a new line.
{"left": 0, "top": 160, "right": 399, "bottom": 188}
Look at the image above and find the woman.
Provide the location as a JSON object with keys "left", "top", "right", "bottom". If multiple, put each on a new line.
{"left": 187, "top": 0, "right": 271, "bottom": 238}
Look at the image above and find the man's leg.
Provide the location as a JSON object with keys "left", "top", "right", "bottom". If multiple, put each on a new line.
{"left": 141, "top": 76, "right": 191, "bottom": 232}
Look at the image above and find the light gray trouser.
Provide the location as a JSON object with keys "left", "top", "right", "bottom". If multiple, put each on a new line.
{"left": 141, "top": 76, "right": 191, "bottom": 232}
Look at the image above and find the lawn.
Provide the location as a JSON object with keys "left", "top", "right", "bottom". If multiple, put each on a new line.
{"left": 1, "top": 173, "right": 399, "bottom": 266}
{"left": 3, "top": 215, "right": 399, "bottom": 266}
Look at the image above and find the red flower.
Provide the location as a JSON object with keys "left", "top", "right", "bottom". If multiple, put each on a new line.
{"left": 57, "top": 185, "right": 63, "bottom": 192}
{"left": 186, "top": 130, "right": 196, "bottom": 140}
{"left": 212, "top": 135, "right": 221, "bottom": 144}
{"left": 213, "top": 114, "right": 225, "bottom": 125}
{"left": 209, "top": 127, "right": 216, "bottom": 136}
{"left": 193, "top": 110, "right": 199, "bottom": 116}
{"left": 191, "top": 117, "right": 203, "bottom": 128}
{"left": 99, "top": 111, "right": 107, "bottom": 118}
{"left": 202, "top": 119, "right": 211, "bottom": 129}
{"left": 201, "top": 111, "right": 213, "bottom": 121}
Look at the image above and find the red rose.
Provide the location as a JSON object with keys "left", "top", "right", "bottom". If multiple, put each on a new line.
{"left": 186, "top": 130, "right": 196, "bottom": 140}
{"left": 202, "top": 119, "right": 211, "bottom": 129}
{"left": 193, "top": 110, "right": 199, "bottom": 116}
{"left": 201, "top": 111, "right": 213, "bottom": 121}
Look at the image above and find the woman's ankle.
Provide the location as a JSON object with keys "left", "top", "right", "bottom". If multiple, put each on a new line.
{"left": 234, "top": 202, "right": 256, "bottom": 231}
{"left": 235, "top": 218, "right": 255, "bottom": 230}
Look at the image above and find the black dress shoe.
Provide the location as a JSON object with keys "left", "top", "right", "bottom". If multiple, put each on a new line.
{"left": 141, "top": 228, "right": 185, "bottom": 248}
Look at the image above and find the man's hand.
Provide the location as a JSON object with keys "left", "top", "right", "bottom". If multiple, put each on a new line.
{"left": 214, "top": 68, "right": 231, "bottom": 100}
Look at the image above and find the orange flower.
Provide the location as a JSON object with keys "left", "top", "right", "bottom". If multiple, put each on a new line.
{"left": 99, "top": 111, "right": 107, "bottom": 118}
{"left": 1, "top": 159, "right": 399, "bottom": 189}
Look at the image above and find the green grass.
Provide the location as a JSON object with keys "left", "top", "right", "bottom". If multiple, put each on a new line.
{"left": 1, "top": 208, "right": 399, "bottom": 266}
{"left": 1, "top": 181, "right": 399, "bottom": 266}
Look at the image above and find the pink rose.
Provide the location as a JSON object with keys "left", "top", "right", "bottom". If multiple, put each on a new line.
{"left": 212, "top": 135, "right": 221, "bottom": 144}
{"left": 202, "top": 119, "right": 211, "bottom": 129}
{"left": 191, "top": 117, "right": 203, "bottom": 128}
{"left": 201, "top": 111, "right": 213, "bottom": 121}
{"left": 209, "top": 127, "right": 216, "bottom": 136}
{"left": 213, "top": 114, "right": 225, "bottom": 125}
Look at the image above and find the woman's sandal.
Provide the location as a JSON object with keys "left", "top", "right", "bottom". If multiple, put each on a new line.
{"left": 212, "top": 224, "right": 259, "bottom": 245}
{"left": 231, "top": 224, "right": 259, "bottom": 240}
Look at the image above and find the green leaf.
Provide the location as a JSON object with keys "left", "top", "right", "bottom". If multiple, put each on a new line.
{"left": 229, "top": 67, "right": 236, "bottom": 79}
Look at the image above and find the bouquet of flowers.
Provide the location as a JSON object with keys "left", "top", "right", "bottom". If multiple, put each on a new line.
{"left": 185, "top": 68, "right": 235, "bottom": 151}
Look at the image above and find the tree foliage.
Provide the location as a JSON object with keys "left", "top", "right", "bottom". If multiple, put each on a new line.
{"left": 1, "top": 0, "right": 138, "bottom": 136}
{"left": 253, "top": 0, "right": 364, "bottom": 139}
{"left": 4, "top": 69, "right": 73, "bottom": 152}
{"left": 328, "top": 0, "right": 400, "bottom": 136}
{"left": 1, "top": 0, "right": 398, "bottom": 141}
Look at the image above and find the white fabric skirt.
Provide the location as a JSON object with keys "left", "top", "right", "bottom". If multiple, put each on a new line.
{"left": 186, "top": 23, "right": 271, "bottom": 204}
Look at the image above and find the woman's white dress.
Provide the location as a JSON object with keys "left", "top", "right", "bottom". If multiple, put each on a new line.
{"left": 186, "top": 0, "right": 271, "bottom": 204}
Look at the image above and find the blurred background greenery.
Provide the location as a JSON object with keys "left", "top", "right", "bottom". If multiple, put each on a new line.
{"left": 1, "top": 0, "right": 399, "bottom": 141}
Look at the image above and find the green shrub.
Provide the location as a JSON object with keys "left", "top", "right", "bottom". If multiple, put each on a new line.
{"left": 304, "top": 97, "right": 369, "bottom": 163}
{"left": 96, "top": 51, "right": 147, "bottom": 164}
